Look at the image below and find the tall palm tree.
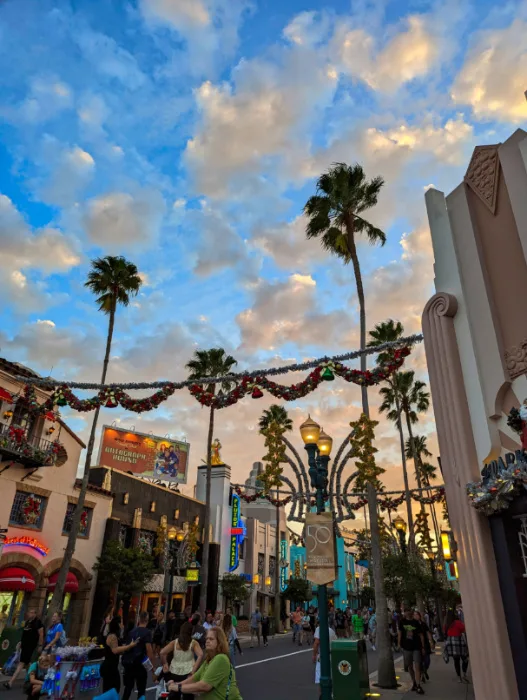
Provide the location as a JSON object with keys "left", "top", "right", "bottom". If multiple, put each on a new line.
{"left": 258, "top": 405, "right": 293, "bottom": 634}
{"left": 48, "top": 256, "right": 142, "bottom": 618}
{"left": 369, "top": 320, "right": 415, "bottom": 548}
{"left": 186, "top": 349, "right": 237, "bottom": 615}
{"left": 305, "top": 163, "right": 397, "bottom": 689}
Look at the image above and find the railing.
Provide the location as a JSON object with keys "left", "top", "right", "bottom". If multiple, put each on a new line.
{"left": 0, "top": 421, "right": 57, "bottom": 466}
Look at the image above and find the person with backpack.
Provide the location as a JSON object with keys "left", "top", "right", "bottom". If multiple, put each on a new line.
{"left": 121, "top": 611, "right": 156, "bottom": 700}
{"left": 335, "top": 609, "right": 347, "bottom": 639}
{"left": 43, "top": 612, "right": 66, "bottom": 653}
{"left": 3, "top": 608, "right": 44, "bottom": 691}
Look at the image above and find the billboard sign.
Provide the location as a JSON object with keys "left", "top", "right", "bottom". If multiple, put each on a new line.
{"left": 98, "top": 425, "right": 189, "bottom": 484}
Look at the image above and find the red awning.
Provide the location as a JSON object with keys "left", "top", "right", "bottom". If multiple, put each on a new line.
{"left": 44, "top": 412, "right": 56, "bottom": 422}
{"left": 0, "top": 388, "right": 13, "bottom": 403}
{"left": 0, "top": 567, "right": 36, "bottom": 592}
{"left": 47, "top": 572, "right": 79, "bottom": 593}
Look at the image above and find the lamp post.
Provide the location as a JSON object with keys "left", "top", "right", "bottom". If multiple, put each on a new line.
{"left": 300, "top": 415, "right": 333, "bottom": 700}
{"left": 393, "top": 515, "right": 407, "bottom": 556}
{"left": 166, "top": 526, "right": 185, "bottom": 613}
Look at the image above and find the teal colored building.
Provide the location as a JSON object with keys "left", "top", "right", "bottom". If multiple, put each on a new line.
{"left": 289, "top": 537, "right": 359, "bottom": 610}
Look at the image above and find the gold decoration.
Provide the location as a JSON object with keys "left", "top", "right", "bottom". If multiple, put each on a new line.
{"left": 211, "top": 438, "right": 224, "bottom": 465}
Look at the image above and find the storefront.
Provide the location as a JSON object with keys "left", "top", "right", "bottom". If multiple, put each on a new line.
{"left": 43, "top": 572, "right": 79, "bottom": 632}
{"left": 0, "top": 566, "right": 36, "bottom": 627}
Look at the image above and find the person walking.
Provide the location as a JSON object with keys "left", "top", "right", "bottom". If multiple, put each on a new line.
{"left": 226, "top": 607, "right": 243, "bottom": 657}
{"left": 444, "top": 609, "right": 470, "bottom": 683}
{"left": 261, "top": 613, "right": 270, "bottom": 647}
{"left": 249, "top": 608, "right": 262, "bottom": 648}
{"left": 414, "top": 611, "right": 434, "bottom": 683}
{"left": 335, "top": 609, "right": 346, "bottom": 639}
{"left": 164, "top": 610, "right": 177, "bottom": 645}
{"left": 368, "top": 610, "right": 377, "bottom": 651}
{"left": 121, "top": 611, "right": 155, "bottom": 700}
{"left": 398, "top": 608, "right": 425, "bottom": 695}
{"left": 3, "top": 608, "right": 44, "bottom": 691}
{"left": 169, "top": 627, "right": 243, "bottom": 700}
{"left": 43, "top": 612, "right": 65, "bottom": 653}
{"left": 313, "top": 621, "right": 336, "bottom": 699}
{"left": 152, "top": 612, "right": 166, "bottom": 657}
{"left": 301, "top": 611, "right": 312, "bottom": 646}
{"left": 161, "top": 622, "right": 203, "bottom": 699}
{"left": 352, "top": 610, "right": 363, "bottom": 640}
{"left": 222, "top": 614, "right": 238, "bottom": 666}
{"left": 190, "top": 613, "right": 206, "bottom": 650}
{"left": 100, "top": 616, "right": 138, "bottom": 694}
{"left": 203, "top": 613, "right": 215, "bottom": 632}
{"left": 291, "top": 607, "right": 302, "bottom": 645}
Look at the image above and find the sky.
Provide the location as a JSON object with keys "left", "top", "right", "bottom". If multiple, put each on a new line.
{"left": 1, "top": 0, "right": 526, "bottom": 526}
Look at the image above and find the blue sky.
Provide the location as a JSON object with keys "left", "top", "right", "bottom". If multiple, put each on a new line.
{"left": 1, "top": 0, "right": 526, "bottom": 496}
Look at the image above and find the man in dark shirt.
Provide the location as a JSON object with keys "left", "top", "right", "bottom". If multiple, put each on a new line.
{"left": 3, "top": 609, "right": 43, "bottom": 690}
{"left": 121, "top": 611, "right": 155, "bottom": 700}
{"left": 398, "top": 608, "right": 425, "bottom": 695}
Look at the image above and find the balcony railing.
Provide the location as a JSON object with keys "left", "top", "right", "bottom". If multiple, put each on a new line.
{"left": 0, "top": 421, "right": 58, "bottom": 467}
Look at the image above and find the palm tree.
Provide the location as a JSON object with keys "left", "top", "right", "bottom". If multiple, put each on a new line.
{"left": 258, "top": 405, "right": 293, "bottom": 635}
{"left": 186, "top": 349, "right": 237, "bottom": 615}
{"left": 305, "top": 163, "right": 397, "bottom": 689}
{"left": 48, "top": 256, "right": 142, "bottom": 618}
{"left": 369, "top": 320, "right": 415, "bottom": 548}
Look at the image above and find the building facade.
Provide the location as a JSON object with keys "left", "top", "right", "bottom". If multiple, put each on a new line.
{"left": 0, "top": 358, "right": 113, "bottom": 642}
{"left": 422, "top": 128, "right": 527, "bottom": 700}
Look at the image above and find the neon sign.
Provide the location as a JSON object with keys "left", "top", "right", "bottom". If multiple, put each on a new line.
{"left": 280, "top": 540, "right": 288, "bottom": 591}
{"left": 3, "top": 536, "right": 49, "bottom": 556}
{"left": 228, "top": 494, "right": 245, "bottom": 572}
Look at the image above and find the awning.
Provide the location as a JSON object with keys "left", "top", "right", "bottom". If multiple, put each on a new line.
{"left": 0, "top": 388, "right": 13, "bottom": 403}
{"left": 47, "top": 572, "right": 79, "bottom": 593}
{"left": 0, "top": 567, "right": 36, "bottom": 592}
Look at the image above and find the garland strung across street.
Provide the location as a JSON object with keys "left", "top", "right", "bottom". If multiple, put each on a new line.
{"left": 234, "top": 485, "right": 293, "bottom": 506}
{"left": 19, "top": 347, "right": 412, "bottom": 414}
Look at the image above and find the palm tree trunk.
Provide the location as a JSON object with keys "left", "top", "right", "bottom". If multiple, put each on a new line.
{"left": 393, "top": 385, "right": 415, "bottom": 550}
{"left": 199, "top": 406, "right": 215, "bottom": 616}
{"left": 274, "top": 488, "right": 280, "bottom": 634}
{"left": 347, "top": 228, "right": 395, "bottom": 689}
{"left": 47, "top": 306, "right": 116, "bottom": 622}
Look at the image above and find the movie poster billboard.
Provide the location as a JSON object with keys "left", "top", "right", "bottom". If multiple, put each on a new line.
{"left": 98, "top": 425, "right": 189, "bottom": 484}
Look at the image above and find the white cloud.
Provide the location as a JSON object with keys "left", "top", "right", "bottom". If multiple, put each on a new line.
{"left": 334, "top": 15, "right": 439, "bottom": 92}
{"left": 17, "top": 76, "right": 73, "bottom": 123}
{"left": 74, "top": 27, "right": 145, "bottom": 90}
{"left": 142, "top": 0, "right": 210, "bottom": 28}
{"left": 283, "top": 11, "right": 331, "bottom": 47}
{"left": 451, "top": 19, "right": 527, "bottom": 123}
{"left": 82, "top": 188, "right": 165, "bottom": 250}
{"left": 251, "top": 214, "right": 330, "bottom": 271}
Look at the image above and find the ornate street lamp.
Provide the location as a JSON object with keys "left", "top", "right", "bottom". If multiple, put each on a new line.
{"left": 300, "top": 416, "right": 333, "bottom": 700}
{"left": 393, "top": 515, "right": 407, "bottom": 555}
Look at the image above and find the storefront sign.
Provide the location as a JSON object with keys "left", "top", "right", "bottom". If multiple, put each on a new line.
{"left": 481, "top": 449, "right": 524, "bottom": 482}
{"left": 3, "top": 536, "right": 49, "bottom": 556}
{"left": 305, "top": 512, "right": 337, "bottom": 586}
{"left": 280, "top": 540, "right": 288, "bottom": 592}
{"left": 186, "top": 564, "right": 200, "bottom": 586}
{"left": 228, "top": 494, "right": 245, "bottom": 572}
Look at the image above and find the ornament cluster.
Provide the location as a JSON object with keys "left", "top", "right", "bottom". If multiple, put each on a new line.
{"left": 467, "top": 454, "right": 527, "bottom": 515}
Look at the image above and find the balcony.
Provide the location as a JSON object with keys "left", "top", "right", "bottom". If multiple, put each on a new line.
{"left": 0, "top": 421, "right": 60, "bottom": 468}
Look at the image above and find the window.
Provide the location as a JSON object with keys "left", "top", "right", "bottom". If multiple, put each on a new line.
{"left": 9, "top": 491, "right": 47, "bottom": 529}
{"left": 11, "top": 403, "right": 36, "bottom": 434}
{"left": 62, "top": 503, "right": 93, "bottom": 538}
{"left": 258, "top": 553, "right": 265, "bottom": 576}
{"left": 138, "top": 530, "right": 155, "bottom": 554}
{"left": 239, "top": 538, "right": 245, "bottom": 560}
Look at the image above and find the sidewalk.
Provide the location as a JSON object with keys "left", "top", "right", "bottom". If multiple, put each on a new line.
{"left": 371, "top": 646, "right": 475, "bottom": 700}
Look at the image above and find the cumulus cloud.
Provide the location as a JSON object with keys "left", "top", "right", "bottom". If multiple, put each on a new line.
{"left": 82, "top": 188, "right": 165, "bottom": 250}
{"left": 15, "top": 76, "right": 73, "bottom": 124}
{"left": 451, "top": 19, "right": 527, "bottom": 123}
{"left": 251, "top": 214, "right": 330, "bottom": 271}
{"left": 185, "top": 45, "right": 338, "bottom": 197}
{"left": 283, "top": 11, "right": 332, "bottom": 47}
{"left": 333, "top": 15, "right": 439, "bottom": 92}
{"left": 40, "top": 143, "right": 96, "bottom": 206}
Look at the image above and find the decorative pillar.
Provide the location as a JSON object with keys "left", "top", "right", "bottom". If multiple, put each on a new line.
{"left": 422, "top": 292, "right": 519, "bottom": 700}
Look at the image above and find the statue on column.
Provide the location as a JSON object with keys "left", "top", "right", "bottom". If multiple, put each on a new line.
{"left": 211, "top": 438, "right": 224, "bottom": 465}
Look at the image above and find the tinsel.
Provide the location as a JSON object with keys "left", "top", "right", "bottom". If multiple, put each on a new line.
{"left": 259, "top": 421, "right": 287, "bottom": 493}
{"left": 414, "top": 510, "right": 434, "bottom": 551}
{"left": 378, "top": 494, "right": 405, "bottom": 512}
{"left": 349, "top": 413, "right": 385, "bottom": 492}
{"left": 411, "top": 487, "right": 445, "bottom": 505}
{"left": 19, "top": 336, "right": 421, "bottom": 390}
{"left": 467, "top": 454, "right": 527, "bottom": 515}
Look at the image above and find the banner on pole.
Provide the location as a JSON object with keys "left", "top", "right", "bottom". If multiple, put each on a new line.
{"left": 305, "top": 512, "right": 337, "bottom": 586}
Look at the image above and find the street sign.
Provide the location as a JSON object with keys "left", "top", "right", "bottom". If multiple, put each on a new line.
{"left": 305, "top": 512, "right": 337, "bottom": 586}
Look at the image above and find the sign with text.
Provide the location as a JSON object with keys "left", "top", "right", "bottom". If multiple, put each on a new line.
{"left": 98, "top": 425, "right": 189, "bottom": 484}
{"left": 305, "top": 512, "right": 337, "bottom": 586}
{"left": 228, "top": 493, "right": 245, "bottom": 571}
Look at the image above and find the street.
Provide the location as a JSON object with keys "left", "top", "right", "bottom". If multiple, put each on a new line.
{"left": 0, "top": 635, "right": 382, "bottom": 700}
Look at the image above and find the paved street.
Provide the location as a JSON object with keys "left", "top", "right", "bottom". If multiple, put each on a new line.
{"left": 0, "top": 634, "right": 383, "bottom": 700}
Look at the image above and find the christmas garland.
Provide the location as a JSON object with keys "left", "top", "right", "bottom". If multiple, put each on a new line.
{"left": 411, "top": 487, "right": 445, "bottom": 504}
{"left": 467, "top": 455, "right": 527, "bottom": 515}
{"left": 379, "top": 494, "right": 405, "bottom": 512}
{"left": 0, "top": 424, "right": 63, "bottom": 466}
{"left": 20, "top": 347, "right": 411, "bottom": 415}
{"left": 234, "top": 485, "right": 293, "bottom": 507}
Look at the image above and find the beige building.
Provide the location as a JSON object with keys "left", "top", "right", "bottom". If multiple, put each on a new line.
{"left": 423, "top": 128, "right": 527, "bottom": 700}
{"left": 0, "top": 358, "right": 112, "bottom": 641}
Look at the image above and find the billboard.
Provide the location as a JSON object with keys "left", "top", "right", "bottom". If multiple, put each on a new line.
{"left": 98, "top": 425, "right": 189, "bottom": 484}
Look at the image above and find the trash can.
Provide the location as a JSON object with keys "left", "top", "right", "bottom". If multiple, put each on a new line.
{"left": 331, "top": 639, "right": 369, "bottom": 699}
{"left": 0, "top": 626, "right": 23, "bottom": 668}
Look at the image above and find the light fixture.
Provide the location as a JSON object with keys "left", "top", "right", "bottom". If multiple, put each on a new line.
{"left": 265, "top": 576, "right": 271, "bottom": 587}
{"left": 47, "top": 426, "right": 56, "bottom": 435}
{"left": 123, "top": 493, "right": 129, "bottom": 505}
{"left": 176, "top": 529, "right": 185, "bottom": 542}
{"left": 253, "top": 574, "right": 260, "bottom": 585}
{"left": 441, "top": 531, "right": 452, "bottom": 560}
{"left": 168, "top": 526, "right": 178, "bottom": 541}
{"left": 355, "top": 572, "right": 360, "bottom": 579}
{"left": 299, "top": 415, "right": 321, "bottom": 445}
{"left": 174, "top": 509, "right": 180, "bottom": 520}
{"left": 425, "top": 550, "right": 435, "bottom": 561}
{"left": 393, "top": 515, "right": 407, "bottom": 533}
{"left": 3, "top": 410, "right": 13, "bottom": 419}
{"left": 150, "top": 501, "right": 156, "bottom": 513}
{"left": 317, "top": 428, "right": 333, "bottom": 456}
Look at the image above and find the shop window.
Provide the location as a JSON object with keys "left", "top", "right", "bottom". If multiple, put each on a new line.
{"left": 62, "top": 503, "right": 93, "bottom": 538}
{"left": 9, "top": 491, "right": 47, "bottom": 529}
{"left": 138, "top": 530, "right": 155, "bottom": 554}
